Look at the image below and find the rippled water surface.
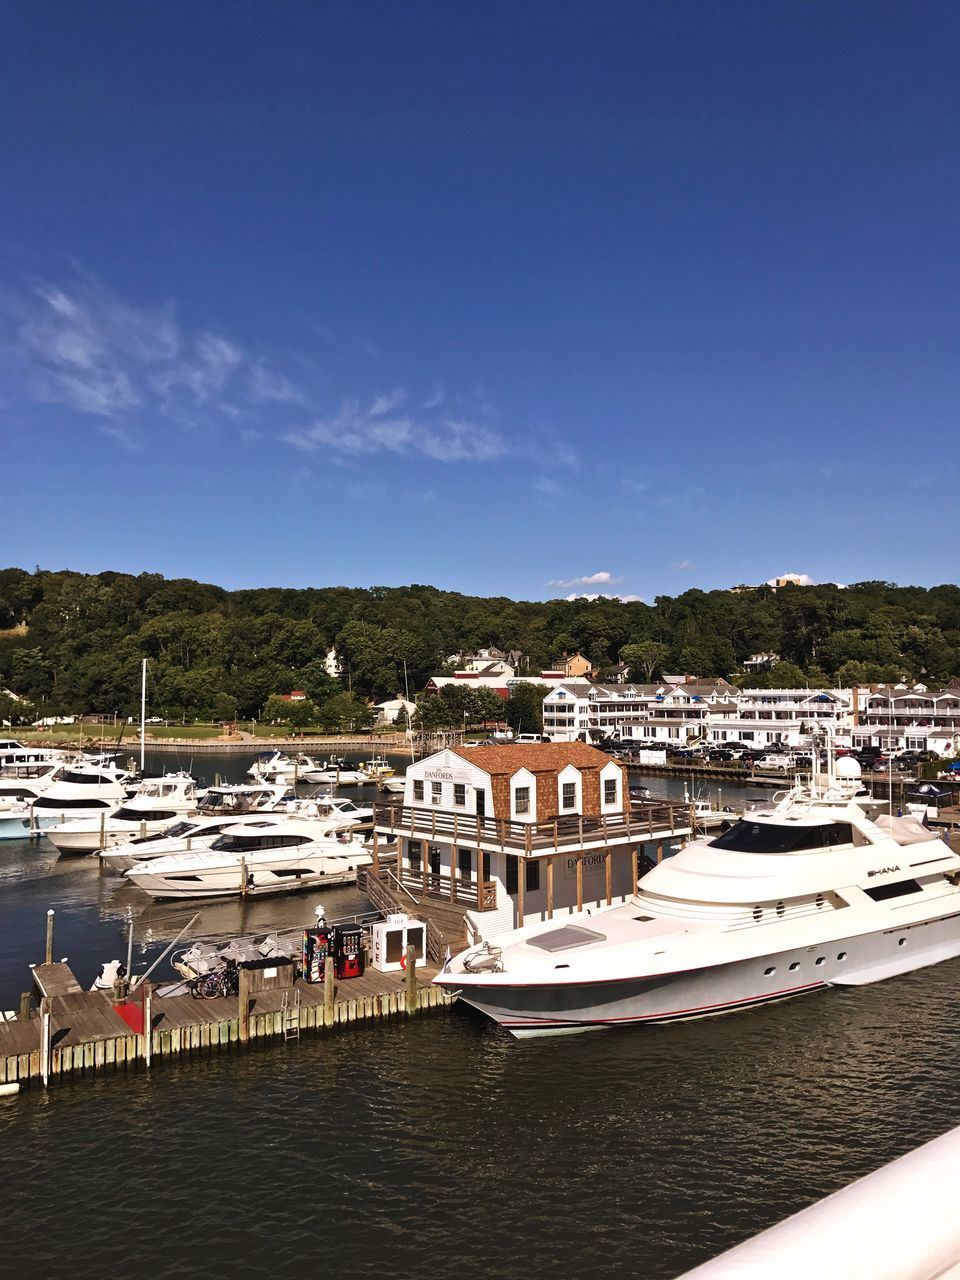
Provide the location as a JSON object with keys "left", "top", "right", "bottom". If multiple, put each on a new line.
{"left": 2, "top": 753, "right": 960, "bottom": 1279}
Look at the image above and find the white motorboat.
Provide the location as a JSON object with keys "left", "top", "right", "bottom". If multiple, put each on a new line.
{"left": 379, "top": 775, "right": 406, "bottom": 795}
{"left": 98, "top": 811, "right": 307, "bottom": 873}
{"left": 45, "top": 773, "right": 198, "bottom": 855}
{"left": 436, "top": 751, "right": 960, "bottom": 1036}
{"left": 0, "top": 759, "right": 69, "bottom": 803}
{"left": 25, "top": 762, "right": 137, "bottom": 833}
{"left": 246, "top": 751, "right": 325, "bottom": 784}
{"left": 124, "top": 818, "right": 373, "bottom": 899}
{"left": 299, "top": 758, "right": 367, "bottom": 785}
{"left": 0, "top": 796, "right": 34, "bottom": 841}
{"left": 312, "top": 794, "right": 373, "bottom": 826}
{"left": 97, "top": 783, "right": 341, "bottom": 872}
{"left": 358, "top": 757, "right": 395, "bottom": 781}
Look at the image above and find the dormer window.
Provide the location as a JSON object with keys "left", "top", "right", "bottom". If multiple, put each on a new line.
{"left": 515, "top": 786, "right": 531, "bottom": 815}
{"left": 604, "top": 778, "right": 617, "bottom": 805}
{"left": 562, "top": 782, "right": 577, "bottom": 810}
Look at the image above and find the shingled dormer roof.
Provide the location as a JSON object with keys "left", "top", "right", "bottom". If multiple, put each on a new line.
{"left": 447, "top": 742, "right": 616, "bottom": 776}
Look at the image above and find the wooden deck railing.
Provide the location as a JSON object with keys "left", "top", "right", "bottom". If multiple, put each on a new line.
{"left": 373, "top": 800, "right": 692, "bottom": 852}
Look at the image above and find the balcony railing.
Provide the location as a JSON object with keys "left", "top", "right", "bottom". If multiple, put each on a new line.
{"left": 373, "top": 799, "right": 692, "bottom": 854}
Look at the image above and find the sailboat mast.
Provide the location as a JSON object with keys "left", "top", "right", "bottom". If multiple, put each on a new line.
{"left": 140, "top": 658, "right": 147, "bottom": 773}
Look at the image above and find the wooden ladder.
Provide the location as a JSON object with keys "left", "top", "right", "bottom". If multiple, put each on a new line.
{"left": 281, "top": 989, "right": 301, "bottom": 1040}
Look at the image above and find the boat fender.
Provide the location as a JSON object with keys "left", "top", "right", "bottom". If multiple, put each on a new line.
{"left": 0, "top": 1083, "right": 20, "bottom": 1098}
{"left": 399, "top": 952, "right": 406, "bottom": 970}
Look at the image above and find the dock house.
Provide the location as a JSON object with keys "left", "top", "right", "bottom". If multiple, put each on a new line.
{"left": 367, "top": 744, "right": 693, "bottom": 956}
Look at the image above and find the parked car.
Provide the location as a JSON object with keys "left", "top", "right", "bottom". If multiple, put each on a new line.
{"left": 706, "top": 749, "right": 735, "bottom": 762}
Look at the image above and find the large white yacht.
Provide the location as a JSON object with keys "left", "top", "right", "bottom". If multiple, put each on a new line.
{"left": 26, "top": 762, "right": 137, "bottom": 832}
{"left": 97, "top": 784, "right": 346, "bottom": 873}
{"left": 436, "top": 754, "right": 960, "bottom": 1036}
{"left": 124, "top": 818, "right": 372, "bottom": 899}
{"left": 246, "top": 751, "right": 325, "bottom": 784}
{"left": 44, "top": 773, "right": 198, "bottom": 855}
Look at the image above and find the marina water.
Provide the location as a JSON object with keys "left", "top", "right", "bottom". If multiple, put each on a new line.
{"left": 3, "top": 754, "right": 960, "bottom": 1278}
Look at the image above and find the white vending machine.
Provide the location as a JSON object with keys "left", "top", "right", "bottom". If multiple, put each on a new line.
{"left": 371, "top": 913, "right": 426, "bottom": 973}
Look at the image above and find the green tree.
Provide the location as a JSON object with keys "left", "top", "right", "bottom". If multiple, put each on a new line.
{"left": 505, "top": 683, "right": 549, "bottom": 734}
{"left": 619, "top": 641, "right": 669, "bottom": 682}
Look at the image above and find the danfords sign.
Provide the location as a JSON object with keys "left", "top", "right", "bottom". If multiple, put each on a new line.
{"left": 423, "top": 766, "right": 473, "bottom": 784}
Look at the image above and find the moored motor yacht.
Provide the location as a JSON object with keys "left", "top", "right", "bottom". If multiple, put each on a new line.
{"left": 436, "top": 750, "right": 960, "bottom": 1036}
{"left": 27, "top": 762, "right": 138, "bottom": 833}
{"left": 124, "top": 818, "right": 373, "bottom": 899}
{"left": 44, "top": 773, "right": 198, "bottom": 855}
{"left": 358, "top": 757, "right": 395, "bottom": 781}
{"left": 246, "top": 751, "right": 325, "bottom": 784}
{"left": 98, "top": 810, "right": 309, "bottom": 873}
{"left": 299, "top": 758, "right": 367, "bottom": 785}
{"left": 0, "top": 796, "right": 34, "bottom": 841}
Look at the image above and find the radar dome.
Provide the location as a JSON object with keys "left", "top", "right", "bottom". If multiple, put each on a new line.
{"left": 835, "top": 756, "right": 862, "bottom": 780}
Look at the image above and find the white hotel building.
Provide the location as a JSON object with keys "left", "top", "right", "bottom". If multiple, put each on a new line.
{"left": 543, "top": 681, "right": 855, "bottom": 748}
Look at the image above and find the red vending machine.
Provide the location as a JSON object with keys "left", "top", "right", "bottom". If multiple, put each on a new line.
{"left": 332, "top": 924, "right": 364, "bottom": 979}
{"left": 302, "top": 927, "right": 332, "bottom": 982}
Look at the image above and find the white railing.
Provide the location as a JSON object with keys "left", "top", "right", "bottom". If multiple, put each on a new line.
{"left": 675, "top": 1122, "right": 960, "bottom": 1279}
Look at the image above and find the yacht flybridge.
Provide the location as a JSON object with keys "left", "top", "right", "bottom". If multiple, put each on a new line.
{"left": 44, "top": 773, "right": 198, "bottom": 855}
{"left": 436, "top": 752, "right": 960, "bottom": 1036}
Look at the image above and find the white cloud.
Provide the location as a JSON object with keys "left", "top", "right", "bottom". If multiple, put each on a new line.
{"left": 370, "top": 388, "right": 406, "bottom": 416}
{"left": 564, "top": 592, "right": 644, "bottom": 603}
{"left": 533, "top": 475, "right": 562, "bottom": 497}
{"left": 768, "top": 572, "right": 815, "bottom": 587}
{"left": 422, "top": 384, "right": 445, "bottom": 409}
{"left": 285, "top": 401, "right": 509, "bottom": 464}
{"left": 548, "top": 571, "right": 621, "bottom": 588}
{"left": 671, "top": 559, "right": 694, "bottom": 570}
{"left": 151, "top": 332, "right": 243, "bottom": 403}
{"left": 248, "top": 363, "right": 307, "bottom": 405}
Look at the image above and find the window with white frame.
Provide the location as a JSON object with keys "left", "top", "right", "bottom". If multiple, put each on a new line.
{"left": 515, "top": 786, "right": 530, "bottom": 815}
{"left": 413, "top": 779, "right": 424, "bottom": 802}
{"left": 453, "top": 783, "right": 466, "bottom": 807}
{"left": 604, "top": 778, "right": 617, "bottom": 805}
{"left": 562, "top": 782, "right": 576, "bottom": 809}
{"left": 431, "top": 781, "right": 442, "bottom": 805}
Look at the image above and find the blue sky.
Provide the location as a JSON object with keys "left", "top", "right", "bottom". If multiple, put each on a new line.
{"left": 2, "top": 1, "right": 957, "bottom": 602}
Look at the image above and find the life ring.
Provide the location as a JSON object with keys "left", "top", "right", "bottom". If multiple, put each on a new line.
{"left": 399, "top": 952, "right": 406, "bottom": 970}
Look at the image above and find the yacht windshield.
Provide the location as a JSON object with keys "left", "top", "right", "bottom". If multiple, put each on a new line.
{"left": 710, "top": 820, "right": 854, "bottom": 854}
{"left": 114, "top": 806, "right": 180, "bottom": 822}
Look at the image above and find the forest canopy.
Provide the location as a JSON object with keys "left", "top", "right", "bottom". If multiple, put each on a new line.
{"left": 0, "top": 567, "right": 957, "bottom": 721}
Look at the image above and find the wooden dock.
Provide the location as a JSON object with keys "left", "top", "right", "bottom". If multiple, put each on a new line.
{"left": 0, "top": 957, "right": 454, "bottom": 1092}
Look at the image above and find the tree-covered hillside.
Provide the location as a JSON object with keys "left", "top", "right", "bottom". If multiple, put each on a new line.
{"left": 1, "top": 567, "right": 958, "bottom": 721}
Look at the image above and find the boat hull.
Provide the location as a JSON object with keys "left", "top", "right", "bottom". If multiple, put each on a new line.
{"left": 441, "top": 911, "right": 960, "bottom": 1036}
{"left": 126, "top": 853, "right": 372, "bottom": 900}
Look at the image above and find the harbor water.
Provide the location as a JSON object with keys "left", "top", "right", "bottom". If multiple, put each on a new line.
{"left": 3, "top": 753, "right": 960, "bottom": 1278}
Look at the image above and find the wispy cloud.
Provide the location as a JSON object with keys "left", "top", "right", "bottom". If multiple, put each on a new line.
{"left": 284, "top": 398, "right": 510, "bottom": 464}
{"left": 533, "top": 475, "right": 563, "bottom": 497}
{"left": 671, "top": 559, "right": 694, "bottom": 570}
{"left": 3, "top": 274, "right": 568, "bottom": 471}
{"left": 248, "top": 363, "right": 307, "bottom": 405}
{"left": 370, "top": 387, "right": 406, "bottom": 416}
{"left": 548, "top": 571, "right": 622, "bottom": 588}
{"left": 3, "top": 277, "right": 282, "bottom": 440}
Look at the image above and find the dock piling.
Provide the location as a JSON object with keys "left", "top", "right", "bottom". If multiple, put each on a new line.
{"left": 44, "top": 910, "right": 54, "bottom": 966}
{"left": 18, "top": 992, "right": 31, "bottom": 1022}
{"left": 323, "top": 956, "right": 336, "bottom": 1026}
{"left": 405, "top": 944, "right": 417, "bottom": 1014}
{"left": 238, "top": 967, "right": 251, "bottom": 1043}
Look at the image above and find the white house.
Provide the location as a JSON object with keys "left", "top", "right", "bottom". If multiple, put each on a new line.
{"left": 372, "top": 697, "right": 417, "bottom": 725}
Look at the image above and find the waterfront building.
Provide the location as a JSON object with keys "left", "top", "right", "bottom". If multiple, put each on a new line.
{"left": 369, "top": 743, "right": 689, "bottom": 941}
{"left": 852, "top": 683, "right": 960, "bottom": 755}
{"left": 372, "top": 697, "right": 417, "bottom": 725}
